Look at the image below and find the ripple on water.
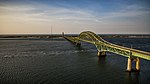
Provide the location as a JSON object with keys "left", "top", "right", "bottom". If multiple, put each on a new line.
{"left": 0, "top": 38, "right": 150, "bottom": 84}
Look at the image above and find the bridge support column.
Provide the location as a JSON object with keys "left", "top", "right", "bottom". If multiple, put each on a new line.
{"left": 136, "top": 58, "right": 140, "bottom": 71}
{"left": 126, "top": 57, "right": 140, "bottom": 72}
{"left": 75, "top": 42, "right": 81, "bottom": 46}
{"left": 127, "top": 57, "right": 132, "bottom": 71}
{"left": 98, "top": 51, "right": 106, "bottom": 57}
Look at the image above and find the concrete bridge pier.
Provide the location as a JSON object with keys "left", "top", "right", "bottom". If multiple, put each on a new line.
{"left": 126, "top": 57, "right": 132, "bottom": 71}
{"left": 135, "top": 58, "right": 140, "bottom": 71}
{"left": 126, "top": 57, "right": 140, "bottom": 72}
{"left": 75, "top": 42, "right": 81, "bottom": 46}
{"left": 97, "top": 51, "right": 106, "bottom": 57}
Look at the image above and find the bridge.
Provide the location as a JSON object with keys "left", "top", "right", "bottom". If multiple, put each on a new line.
{"left": 63, "top": 31, "right": 150, "bottom": 72}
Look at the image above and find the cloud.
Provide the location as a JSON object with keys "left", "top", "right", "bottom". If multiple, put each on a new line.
{"left": 95, "top": 4, "right": 150, "bottom": 24}
{"left": 0, "top": 1, "right": 150, "bottom": 34}
{"left": 0, "top": 3, "right": 101, "bottom": 22}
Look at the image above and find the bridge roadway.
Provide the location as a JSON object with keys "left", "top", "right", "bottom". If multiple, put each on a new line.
{"left": 64, "top": 31, "right": 150, "bottom": 72}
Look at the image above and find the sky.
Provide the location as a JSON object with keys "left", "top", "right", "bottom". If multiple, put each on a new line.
{"left": 0, "top": 0, "right": 150, "bottom": 34}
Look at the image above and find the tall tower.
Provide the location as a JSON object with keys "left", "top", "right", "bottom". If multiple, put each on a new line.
{"left": 51, "top": 26, "right": 52, "bottom": 35}
{"left": 62, "top": 32, "right": 64, "bottom": 37}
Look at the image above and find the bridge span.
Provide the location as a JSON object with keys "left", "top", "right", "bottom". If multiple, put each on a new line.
{"left": 63, "top": 31, "right": 150, "bottom": 72}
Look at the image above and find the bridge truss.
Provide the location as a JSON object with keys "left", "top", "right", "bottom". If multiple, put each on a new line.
{"left": 64, "top": 31, "right": 150, "bottom": 71}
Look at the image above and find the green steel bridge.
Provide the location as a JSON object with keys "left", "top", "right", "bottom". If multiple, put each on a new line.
{"left": 63, "top": 31, "right": 150, "bottom": 72}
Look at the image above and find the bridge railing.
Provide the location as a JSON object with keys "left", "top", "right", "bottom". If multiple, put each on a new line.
{"left": 64, "top": 31, "right": 150, "bottom": 71}
{"left": 64, "top": 31, "right": 150, "bottom": 60}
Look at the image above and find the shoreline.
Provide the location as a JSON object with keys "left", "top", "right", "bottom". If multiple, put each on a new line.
{"left": 0, "top": 34, "right": 150, "bottom": 38}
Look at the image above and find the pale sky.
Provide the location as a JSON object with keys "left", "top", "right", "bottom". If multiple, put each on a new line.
{"left": 0, "top": 0, "right": 150, "bottom": 34}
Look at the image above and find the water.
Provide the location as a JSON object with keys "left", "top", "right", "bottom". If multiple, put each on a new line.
{"left": 0, "top": 38, "right": 150, "bottom": 84}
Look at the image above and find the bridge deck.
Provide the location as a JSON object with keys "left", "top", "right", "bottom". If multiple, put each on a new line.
{"left": 64, "top": 31, "right": 150, "bottom": 72}
{"left": 64, "top": 31, "right": 150, "bottom": 60}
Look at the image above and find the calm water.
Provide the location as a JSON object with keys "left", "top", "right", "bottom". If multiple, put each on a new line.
{"left": 0, "top": 38, "right": 150, "bottom": 84}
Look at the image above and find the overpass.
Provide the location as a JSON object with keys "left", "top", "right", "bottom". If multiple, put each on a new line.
{"left": 63, "top": 31, "right": 150, "bottom": 72}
